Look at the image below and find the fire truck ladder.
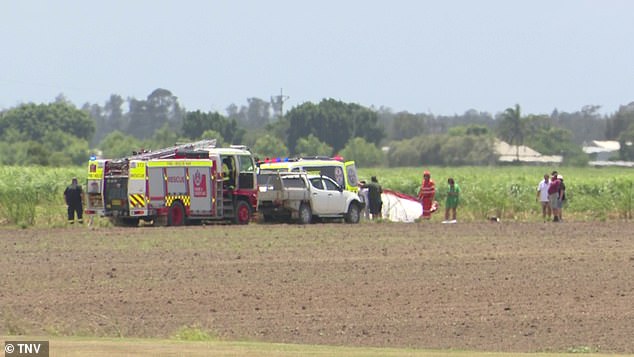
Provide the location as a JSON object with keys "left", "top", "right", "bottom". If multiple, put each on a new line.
{"left": 216, "top": 177, "right": 225, "bottom": 217}
{"left": 128, "top": 139, "right": 217, "bottom": 160}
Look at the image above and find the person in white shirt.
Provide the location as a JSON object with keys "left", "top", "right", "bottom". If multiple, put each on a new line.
{"left": 536, "top": 174, "right": 551, "bottom": 222}
{"left": 358, "top": 180, "right": 370, "bottom": 219}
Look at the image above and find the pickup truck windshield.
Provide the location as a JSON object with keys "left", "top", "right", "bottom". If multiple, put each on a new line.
{"left": 282, "top": 177, "right": 306, "bottom": 188}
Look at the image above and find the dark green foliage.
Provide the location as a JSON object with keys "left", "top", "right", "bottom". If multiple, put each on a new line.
{"left": 98, "top": 131, "right": 142, "bottom": 159}
{"left": 285, "top": 99, "right": 385, "bottom": 154}
{"left": 494, "top": 106, "right": 589, "bottom": 166}
{"left": 618, "top": 125, "right": 634, "bottom": 161}
{"left": 525, "top": 126, "right": 588, "bottom": 165}
{"left": 520, "top": 115, "right": 589, "bottom": 166}
{"left": 0, "top": 87, "right": 625, "bottom": 169}
{"left": 388, "top": 136, "right": 450, "bottom": 167}
{"left": 440, "top": 135, "right": 497, "bottom": 165}
{"left": 295, "top": 134, "right": 333, "bottom": 157}
{"left": 200, "top": 130, "right": 226, "bottom": 147}
{"left": 390, "top": 112, "right": 427, "bottom": 140}
{"left": 0, "top": 103, "right": 93, "bottom": 165}
{"left": 126, "top": 89, "right": 183, "bottom": 140}
{"left": 0, "top": 102, "right": 94, "bottom": 141}
{"left": 151, "top": 123, "right": 181, "bottom": 149}
{"left": 606, "top": 103, "right": 634, "bottom": 140}
{"left": 339, "top": 137, "right": 384, "bottom": 167}
{"left": 551, "top": 105, "right": 606, "bottom": 144}
{"left": 182, "top": 110, "right": 245, "bottom": 144}
{"left": 387, "top": 132, "right": 497, "bottom": 167}
{"left": 227, "top": 97, "right": 272, "bottom": 130}
{"left": 496, "top": 104, "right": 525, "bottom": 161}
{"left": 252, "top": 134, "right": 288, "bottom": 159}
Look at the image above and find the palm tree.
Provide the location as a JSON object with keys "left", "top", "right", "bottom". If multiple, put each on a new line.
{"left": 497, "top": 104, "right": 525, "bottom": 161}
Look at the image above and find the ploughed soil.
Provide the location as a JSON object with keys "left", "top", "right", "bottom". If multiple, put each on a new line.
{"left": 0, "top": 221, "right": 633, "bottom": 353}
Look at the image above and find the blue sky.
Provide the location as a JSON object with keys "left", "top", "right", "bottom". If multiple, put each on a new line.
{"left": 1, "top": 0, "right": 632, "bottom": 116}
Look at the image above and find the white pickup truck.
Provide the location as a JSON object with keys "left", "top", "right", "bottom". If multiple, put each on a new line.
{"left": 257, "top": 172, "right": 364, "bottom": 224}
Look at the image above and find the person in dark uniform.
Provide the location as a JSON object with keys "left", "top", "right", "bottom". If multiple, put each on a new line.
{"left": 365, "top": 176, "right": 383, "bottom": 220}
{"left": 64, "top": 177, "right": 84, "bottom": 224}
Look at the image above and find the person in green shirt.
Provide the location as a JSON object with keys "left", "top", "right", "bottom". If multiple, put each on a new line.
{"left": 365, "top": 176, "right": 383, "bottom": 220}
{"left": 444, "top": 177, "right": 460, "bottom": 223}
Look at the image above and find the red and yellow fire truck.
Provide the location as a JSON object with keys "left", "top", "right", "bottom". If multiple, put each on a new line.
{"left": 85, "top": 140, "right": 258, "bottom": 226}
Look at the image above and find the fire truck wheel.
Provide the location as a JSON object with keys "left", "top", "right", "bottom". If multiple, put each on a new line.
{"left": 234, "top": 200, "right": 251, "bottom": 225}
{"left": 168, "top": 201, "right": 187, "bottom": 226}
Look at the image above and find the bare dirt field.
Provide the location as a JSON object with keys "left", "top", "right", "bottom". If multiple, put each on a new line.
{"left": 1, "top": 221, "right": 633, "bottom": 353}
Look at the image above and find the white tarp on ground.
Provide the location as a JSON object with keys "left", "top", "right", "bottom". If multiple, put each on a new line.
{"left": 381, "top": 189, "right": 422, "bottom": 223}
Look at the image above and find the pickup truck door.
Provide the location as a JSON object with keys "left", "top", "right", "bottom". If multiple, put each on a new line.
{"left": 308, "top": 177, "right": 331, "bottom": 214}
{"left": 322, "top": 177, "right": 347, "bottom": 214}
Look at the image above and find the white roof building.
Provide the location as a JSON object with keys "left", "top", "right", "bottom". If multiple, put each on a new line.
{"left": 494, "top": 140, "right": 563, "bottom": 164}
{"left": 583, "top": 140, "right": 634, "bottom": 167}
{"left": 582, "top": 140, "right": 620, "bottom": 160}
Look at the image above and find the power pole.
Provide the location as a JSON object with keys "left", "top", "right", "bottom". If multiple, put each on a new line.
{"left": 271, "top": 88, "right": 290, "bottom": 119}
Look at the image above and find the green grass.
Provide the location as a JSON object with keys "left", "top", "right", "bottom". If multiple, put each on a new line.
{"left": 0, "top": 165, "right": 632, "bottom": 226}
{"left": 359, "top": 166, "right": 633, "bottom": 221}
{"left": 1, "top": 336, "right": 627, "bottom": 357}
{"left": 172, "top": 325, "right": 217, "bottom": 341}
{"left": 0, "top": 166, "right": 83, "bottom": 226}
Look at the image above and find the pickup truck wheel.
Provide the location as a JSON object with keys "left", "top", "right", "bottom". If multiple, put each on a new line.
{"left": 345, "top": 202, "right": 361, "bottom": 224}
{"left": 298, "top": 203, "right": 312, "bottom": 224}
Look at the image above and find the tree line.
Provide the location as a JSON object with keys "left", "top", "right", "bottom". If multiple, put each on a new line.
{"left": 1, "top": 88, "right": 633, "bottom": 167}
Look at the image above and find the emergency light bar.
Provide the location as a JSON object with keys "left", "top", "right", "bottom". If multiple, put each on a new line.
{"left": 259, "top": 155, "right": 344, "bottom": 165}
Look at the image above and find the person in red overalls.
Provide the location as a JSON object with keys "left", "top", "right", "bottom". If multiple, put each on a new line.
{"left": 417, "top": 170, "right": 436, "bottom": 219}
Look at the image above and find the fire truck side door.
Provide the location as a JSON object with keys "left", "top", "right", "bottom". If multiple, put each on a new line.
{"left": 188, "top": 166, "right": 213, "bottom": 214}
{"left": 237, "top": 154, "right": 256, "bottom": 189}
{"left": 148, "top": 167, "right": 165, "bottom": 209}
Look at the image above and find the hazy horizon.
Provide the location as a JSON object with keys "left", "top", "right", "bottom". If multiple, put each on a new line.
{"left": 1, "top": 1, "right": 633, "bottom": 116}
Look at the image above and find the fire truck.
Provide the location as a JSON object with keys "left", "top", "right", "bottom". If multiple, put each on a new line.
{"left": 85, "top": 140, "right": 258, "bottom": 226}
{"left": 85, "top": 157, "right": 107, "bottom": 217}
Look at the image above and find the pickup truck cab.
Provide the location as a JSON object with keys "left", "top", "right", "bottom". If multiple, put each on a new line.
{"left": 258, "top": 172, "right": 364, "bottom": 224}
{"left": 258, "top": 157, "right": 359, "bottom": 192}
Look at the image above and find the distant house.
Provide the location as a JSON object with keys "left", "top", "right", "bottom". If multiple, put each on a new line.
{"left": 583, "top": 140, "right": 634, "bottom": 167}
{"left": 582, "top": 140, "right": 620, "bottom": 161}
{"left": 494, "top": 140, "right": 563, "bottom": 164}
{"left": 588, "top": 160, "right": 634, "bottom": 168}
